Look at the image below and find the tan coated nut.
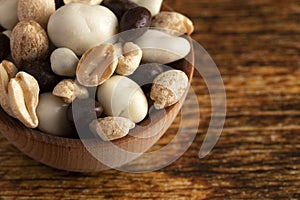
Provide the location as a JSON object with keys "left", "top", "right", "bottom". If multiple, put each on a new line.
{"left": 0, "top": 60, "right": 18, "bottom": 117}
{"left": 151, "top": 11, "right": 194, "bottom": 35}
{"left": 10, "top": 20, "right": 49, "bottom": 67}
{"left": 115, "top": 42, "right": 142, "bottom": 76}
{"left": 8, "top": 72, "right": 40, "bottom": 128}
{"left": 18, "top": 0, "right": 56, "bottom": 29}
{"left": 151, "top": 70, "right": 189, "bottom": 109}
{"left": 52, "top": 79, "right": 89, "bottom": 103}
{"left": 89, "top": 116, "right": 135, "bottom": 141}
{"left": 63, "top": 0, "right": 103, "bottom": 5}
{"left": 76, "top": 44, "right": 118, "bottom": 87}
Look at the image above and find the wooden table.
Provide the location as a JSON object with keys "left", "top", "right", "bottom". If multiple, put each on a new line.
{"left": 1, "top": 0, "right": 299, "bottom": 199}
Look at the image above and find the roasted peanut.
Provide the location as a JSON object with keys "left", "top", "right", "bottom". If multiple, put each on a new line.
{"left": 89, "top": 116, "right": 135, "bottom": 141}
{"left": 150, "top": 70, "right": 189, "bottom": 109}
{"left": 115, "top": 42, "right": 142, "bottom": 76}
{"left": 53, "top": 79, "right": 89, "bottom": 103}
{"left": 0, "top": 60, "right": 18, "bottom": 117}
{"left": 8, "top": 72, "right": 40, "bottom": 128}
{"left": 76, "top": 44, "right": 118, "bottom": 87}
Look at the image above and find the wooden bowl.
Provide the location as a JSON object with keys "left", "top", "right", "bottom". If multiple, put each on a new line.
{"left": 0, "top": 4, "right": 195, "bottom": 172}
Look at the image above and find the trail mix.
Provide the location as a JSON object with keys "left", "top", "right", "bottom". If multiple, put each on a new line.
{"left": 0, "top": 0, "right": 194, "bottom": 141}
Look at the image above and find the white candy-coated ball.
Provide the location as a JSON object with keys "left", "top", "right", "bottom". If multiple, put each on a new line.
{"left": 97, "top": 75, "right": 148, "bottom": 123}
{"left": 47, "top": 3, "right": 118, "bottom": 55}
{"left": 134, "top": 29, "right": 191, "bottom": 64}
{"left": 51, "top": 48, "right": 79, "bottom": 77}
{"left": 0, "top": 0, "right": 19, "bottom": 30}
{"left": 37, "top": 93, "right": 74, "bottom": 137}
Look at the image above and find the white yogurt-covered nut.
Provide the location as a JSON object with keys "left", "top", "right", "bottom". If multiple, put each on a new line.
{"left": 151, "top": 70, "right": 189, "bottom": 109}
{"left": 64, "top": 0, "right": 103, "bottom": 5}
{"left": 89, "top": 116, "right": 135, "bottom": 141}
{"left": 37, "top": 93, "right": 74, "bottom": 137}
{"left": 134, "top": 29, "right": 191, "bottom": 64}
{"left": 0, "top": 0, "right": 19, "bottom": 30}
{"left": 18, "top": 0, "right": 56, "bottom": 29}
{"left": 48, "top": 3, "right": 118, "bottom": 55}
{"left": 51, "top": 48, "right": 79, "bottom": 77}
{"left": 130, "top": 0, "right": 162, "bottom": 16}
{"left": 97, "top": 75, "right": 148, "bottom": 123}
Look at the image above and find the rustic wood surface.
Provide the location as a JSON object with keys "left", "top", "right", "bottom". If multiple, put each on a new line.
{"left": 1, "top": 0, "right": 300, "bottom": 199}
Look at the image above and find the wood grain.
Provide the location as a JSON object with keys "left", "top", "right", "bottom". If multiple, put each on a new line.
{"left": 0, "top": 0, "right": 300, "bottom": 199}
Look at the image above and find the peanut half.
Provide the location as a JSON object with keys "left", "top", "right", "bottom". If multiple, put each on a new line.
{"left": 8, "top": 72, "right": 40, "bottom": 128}
{"left": 76, "top": 44, "right": 118, "bottom": 87}
{"left": 0, "top": 60, "right": 18, "bottom": 117}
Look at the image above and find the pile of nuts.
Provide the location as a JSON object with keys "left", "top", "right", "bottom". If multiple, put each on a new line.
{"left": 0, "top": 0, "right": 194, "bottom": 141}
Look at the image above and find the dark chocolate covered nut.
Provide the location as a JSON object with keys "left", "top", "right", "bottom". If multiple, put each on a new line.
{"left": 102, "top": 0, "right": 137, "bottom": 21}
{"left": 128, "top": 63, "right": 164, "bottom": 86}
{"left": 0, "top": 33, "right": 10, "bottom": 62}
{"left": 55, "top": 0, "right": 65, "bottom": 9}
{"left": 67, "top": 98, "right": 104, "bottom": 130}
{"left": 128, "top": 63, "right": 164, "bottom": 92}
{"left": 119, "top": 6, "right": 151, "bottom": 41}
{"left": 0, "top": 25, "right": 5, "bottom": 32}
{"left": 23, "top": 60, "right": 62, "bottom": 92}
{"left": 130, "top": 0, "right": 163, "bottom": 16}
